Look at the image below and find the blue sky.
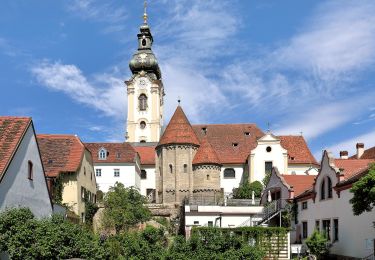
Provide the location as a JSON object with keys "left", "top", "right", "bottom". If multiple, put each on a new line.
{"left": 1, "top": 0, "right": 375, "bottom": 159}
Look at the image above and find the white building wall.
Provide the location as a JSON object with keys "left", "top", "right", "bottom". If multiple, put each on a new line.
{"left": 0, "top": 125, "right": 52, "bottom": 218}
{"left": 220, "top": 165, "right": 244, "bottom": 195}
{"left": 140, "top": 166, "right": 156, "bottom": 196}
{"left": 250, "top": 134, "right": 287, "bottom": 183}
{"left": 185, "top": 205, "right": 263, "bottom": 228}
{"left": 297, "top": 153, "right": 375, "bottom": 258}
{"left": 287, "top": 165, "right": 319, "bottom": 175}
{"left": 94, "top": 164, "right": 139, "bottom": 193}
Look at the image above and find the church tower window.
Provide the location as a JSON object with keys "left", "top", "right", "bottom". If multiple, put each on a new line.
{"left": 139, "top": 94, "right": 148, "bottom": 111}
{"left": 140, "top": 121, "right": 146, "bottom": 129}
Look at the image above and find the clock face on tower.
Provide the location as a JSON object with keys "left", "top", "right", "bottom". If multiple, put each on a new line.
{"left": 138, "top": 77, "right": 149, "bottom": 89}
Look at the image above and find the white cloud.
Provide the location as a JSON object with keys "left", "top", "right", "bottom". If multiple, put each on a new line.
{"left": 31, "top": 61, "right": 126, "bottom": 119}
{"left": 275, "top": 95, "right": 375, "bottom": 139}
{"left": 327, "top": 129, "right": 375, "bottom": 158}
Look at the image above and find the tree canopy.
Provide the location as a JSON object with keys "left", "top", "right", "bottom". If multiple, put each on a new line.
{"left": 350, "top": 163, "right": 375, "bottom": 215}
{"left": 233, "top": 180, "right": 263, "bottom": 199}
{"left": 102, "top": 182, "right": 151, "bottom": 234}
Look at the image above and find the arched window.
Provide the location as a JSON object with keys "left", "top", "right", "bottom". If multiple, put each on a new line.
{"left": 183, "top": 164, "right": 187, "bottom": 173}
{"left": 99, "top": 148, "right": 107, "bottom": 160}
{"left": 321, "top": 179, "right": 326, "bottom": 200}
{"left": 139, "top": 94, "right": 147, "bottom": 111}
{"left": 140, "top": 121, "right": 146, "bottom": 129}
{"left": 224, "top": 168, "right": 235, "bottom": 178}
{"left": 142, "top": 39, "right": 147, "bottom": 46}
{"left": 327, "top": 177, "right": 333, "bottom": 198}
{"left": 169, "top": 164, "right": 173, "bottom": 174}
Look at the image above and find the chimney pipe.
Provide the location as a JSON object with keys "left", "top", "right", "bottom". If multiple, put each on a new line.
{"left": 356, "top": 143, "right": 364, "bottom": 159}
{"left": 339, "top": 151, "right": 348, "bottom": 159}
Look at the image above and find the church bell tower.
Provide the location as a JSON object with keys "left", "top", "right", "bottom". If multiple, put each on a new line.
{"left": 125, "top": 2, "right": 164, "bottom": 143}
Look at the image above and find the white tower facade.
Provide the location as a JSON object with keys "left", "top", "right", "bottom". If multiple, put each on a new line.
{"left": 125, "top": 13, "right": 164, "bottom": 143}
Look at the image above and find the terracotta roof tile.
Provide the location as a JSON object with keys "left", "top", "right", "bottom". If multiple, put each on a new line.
{"left": 281, "top": 175, "right": 316, "bottom": 197}
{"left": 158, "top": 106, "right": 200, "bottom": 147}
{"left": 334, "top": 158, "right": 374, "bottom": 180}
{"left": 279, "top": 136, "right": 318, "bottom": 165}
{"left": 193, "top": 137, "right": 220, "bottom": 165}
{"left": 193, "top": 124, "right": 264, "bottom": 164}
{"left": 354, "top": 146, "right": 375, "bottom": 159}
{"left": 0, "top": 117, "right": 31, "bottom": 177}
{"left": 133, "top": 145, "right": 156, "bottom": 165}
{"left": 85, "top": 142, "right": 137, "bottom": 164}
{"left": 37, "top": 134, "right": 85, "bottom": 178}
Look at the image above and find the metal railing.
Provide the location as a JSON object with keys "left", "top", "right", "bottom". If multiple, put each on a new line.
{"left": 185, "top": 195, "right": 262, "bottom": 207}
{"left": 258, "top": 199, "right": 282, "bottom": 225}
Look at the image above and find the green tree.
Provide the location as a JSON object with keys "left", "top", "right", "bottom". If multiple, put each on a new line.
{"left": 305, "top": 230, "right": 329, "bottom": 259}
{"left": 0, "top": 208, "right": 104, "bottom": 259}
{"left": 233, "top": 180, "right": 263, "bottom": 199}
{"left": 102, "top": 182, "right": 151, "bottom": 234}
{"left": 350, "top": 163, "right": 375, "bottom": 215}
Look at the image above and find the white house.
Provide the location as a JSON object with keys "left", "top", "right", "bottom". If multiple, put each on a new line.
{"left": 0, "top": 116, "right": 52, "bottom": 218}
{"left": 85, "top": 143, "right": 141, "bottom": 193}
{"left": 295, "top": 150, "right": 375, "bottom": 259}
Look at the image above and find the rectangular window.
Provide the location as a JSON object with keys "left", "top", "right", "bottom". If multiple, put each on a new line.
{"left": 183, "top": 164, "right": 187, "bottom": 173}
{"left": 265, "top": 161, "right": 273, "bottom": 175}
{"left": 114, "top": 169, "right": 120, "bottom": 177}
{"left": 81, "top": 186, "right": 86, "bottom": 201}
{"left": 322, "top": 219, "right": 331, "bottom": 241}
{"left": 333, "top": 219, "right": 339, "bottom": 241}
{"left": 194, "top": 221, "right": 199, "bottom": 225}
{"left": 141, "top": 170, "right": 147, "bottom": 179}
{"left": 96, "top": 169, "right": 101, "bottom": 177}
{"left": 208, "top": 221, "right": 213, "bottom": 227}
{"left": 302, "top": 201, "right": 308, "bottom": 210}
{"left": 315, "top": 220, "right": 320, "bottom": 232}
{"left": 27, "top": 161, "right": 33, "bottom": 180}
{"left": 302, "top": 221, "right": 308, "bottom": 239}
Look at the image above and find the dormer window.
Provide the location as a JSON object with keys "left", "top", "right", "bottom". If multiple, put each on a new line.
{"left": 116, "top": 152, "right": 121, "bottom": 159}
{"left": 99, "top": 148, "right": 107, "bottom": 160}
{"left": 232, "top": 143, "right": 238, "bottom": 147}
{"left": 244, "top": 132, "right": 250, "bottom": 136}
{"left": 201, "top": 127, "right": 207, "bottom": 135}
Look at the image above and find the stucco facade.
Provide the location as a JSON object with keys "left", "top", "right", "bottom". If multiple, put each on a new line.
{"left": 0, "top": 120, "right": 52, "bottom": 218}
{"left": 296, "top": 151, "right": 375, "bottom": 258}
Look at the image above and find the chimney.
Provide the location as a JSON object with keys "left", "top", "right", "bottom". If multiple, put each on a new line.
{"left": 356, "top": 143, "right": 364, "bottom": 159}
{"left": 339, "top": 151, "right": 348, "bottom": 159}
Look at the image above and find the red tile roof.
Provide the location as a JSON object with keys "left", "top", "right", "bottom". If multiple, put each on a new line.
{"left": 134, "top": 145, "right": 156, "bottom": 165}
{"left": 282, "top": 175, "right": 316, "bottom": 197}
{"left": 0, "top": 117, "right": 31, "bottom": 177}
{"left": 334, "top": 159, "right": 374, "bottom": 180}
{"left": 353, "top": 146, "right": 375, "bottom": 159}
{"left": 37, "top": 134, "right": 86, "bottom": 178}
{"left": 84, "top": 142, "right": 137, "bottom": 164}
{"left": 193, "top": 137, "right": 220, "bottom": 165}
{"left": 279, "top": 136, "right": 318, "bottom": 165}
{"left": 158, "top": 106, "right": 200, "bottom": 147}
{"left": 192, "top": 124, "right": 264, "bottom": 164}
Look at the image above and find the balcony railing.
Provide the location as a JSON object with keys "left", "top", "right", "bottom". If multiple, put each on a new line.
{"left": 185, "top": 195, "right": 261, "bottom": 207}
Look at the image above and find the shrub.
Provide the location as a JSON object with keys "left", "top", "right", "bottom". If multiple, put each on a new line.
{"left": 304, "top": 230, "right": 329, "bottom": 259}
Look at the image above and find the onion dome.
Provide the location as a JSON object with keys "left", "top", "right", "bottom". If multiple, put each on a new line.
{"left": 193, "top": 136, "right": 221, "bottom": 166}
{"left": 129, "top": 16, "right": 161, "bottom": 79}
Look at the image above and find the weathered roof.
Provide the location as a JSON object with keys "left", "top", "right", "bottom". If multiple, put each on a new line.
{"left": 0, "top": 117, "right": 31, "bottom": 177}
{"left": 193, "top": 124, "right": 264, "bottom": 164}
{"left": 37, "top": 134, "right": 85, "bottom": 178}
{"left": 279, "top": 136, "right": 318, "bottom": 165}
{"left": 133, "top": 145, "right": 156, "bottom": 165}
{"left": 158, "top": 106, "right": 200, "bottom": 147}
{"left": 350, "top": 145, "right": 375, "bottom": 159}
{"left": 282, "top": 175, "right": 316, "bottom": 197}
{"left": 334, "top": 158, "right": 374, "bottom": 180}
{"left": 193, "top": 137, "right": 221, "bottom": 165}
{"left": 84, "top": 142, "right": 137, "bottom": 164}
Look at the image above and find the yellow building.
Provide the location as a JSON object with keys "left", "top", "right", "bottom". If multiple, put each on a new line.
{"left": 37, "top": 134, "right": 97, "bottom": 222}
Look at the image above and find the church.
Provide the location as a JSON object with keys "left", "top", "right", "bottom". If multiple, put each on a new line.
{"left": 87, "top": 9, "right": 319, "bottom": 208}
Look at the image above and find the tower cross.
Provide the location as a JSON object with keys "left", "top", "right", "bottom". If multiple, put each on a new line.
{"left": 143, "top": 0, "right": 148, "bottom": 24}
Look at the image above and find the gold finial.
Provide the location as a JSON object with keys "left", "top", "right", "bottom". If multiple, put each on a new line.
{"left": 143, "top": 0, "right": 148, "bottom": 24}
